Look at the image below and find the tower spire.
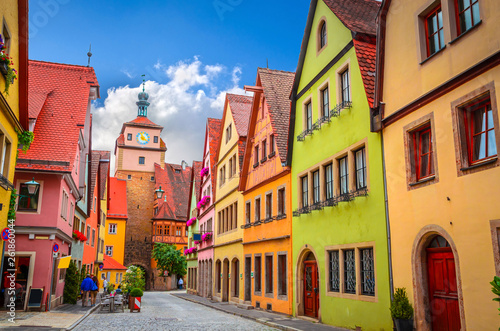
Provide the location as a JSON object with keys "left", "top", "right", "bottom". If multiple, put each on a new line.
{"left": 136, "top": 75, "right": 150, "bottom": 117}
{"left": 87, "top": 44, "right": 92, "bottom": 67}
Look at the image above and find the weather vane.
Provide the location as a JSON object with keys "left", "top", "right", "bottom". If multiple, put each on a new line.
{"left": 141, "top": 74, "right": 146, "bottom": 92}
{"left": 87, "top": 44, "right": 92, "bottom": 67}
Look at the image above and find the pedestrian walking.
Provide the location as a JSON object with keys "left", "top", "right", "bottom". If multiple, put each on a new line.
{"left": 90, "top": 274, "right": 99, "bottom": 306}
{"left": 103, "top": 277, "right": 108, "bottom": 293}
{"left": 178, "top": 277, "right": 183, "bottom": 290}
{"left": 80, "top": 274, "right": 93, "bottom": 307}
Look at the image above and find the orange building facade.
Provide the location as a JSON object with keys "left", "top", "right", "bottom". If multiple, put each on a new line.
{"left": 239, "top": 68, "right": 295, "bottom": 314}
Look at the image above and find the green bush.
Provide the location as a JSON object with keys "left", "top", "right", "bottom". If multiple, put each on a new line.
{"left": 122, "top": 265, "right": 145, "bottom": 292}
{"left": 390, "top": 288, "right": 414, "bottom": 320}
{"left": 63, "top": 261, "right": 79, "bottom": 304}
{"left": 129, "top": 288, "right": 143, "bottom": 297}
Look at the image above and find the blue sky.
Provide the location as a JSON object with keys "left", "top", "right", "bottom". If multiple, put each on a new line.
{"left": 28, "top": 0, "right": 310, "bottom": 166}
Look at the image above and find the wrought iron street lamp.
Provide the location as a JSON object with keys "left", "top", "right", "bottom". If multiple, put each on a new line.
{"left": 155, "top": 186, "right": 164, "bottom": 199}
{"left": 24, "top": 178, "right": 40, "bottom": 195}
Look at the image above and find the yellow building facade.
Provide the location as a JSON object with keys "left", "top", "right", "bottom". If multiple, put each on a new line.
{"left": 373, "top": 0, "right": 500, "bottom": 329}
{"left": 0, "top": 0, "right": 28, "bottom": 230}
{"left": 213, "top": 93, "right": 252, "bottom": 303}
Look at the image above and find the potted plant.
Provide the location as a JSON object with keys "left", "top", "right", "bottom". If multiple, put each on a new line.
{"left": 129, "top": 288, "right": 143, "bottom": 312}
{"left": 390, "top": 288, "right": 414, "bottom": 331}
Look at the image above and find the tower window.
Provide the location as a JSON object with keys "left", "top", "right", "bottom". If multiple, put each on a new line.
{"left": 127, "top": 133, "right": 132, "bottom": 141}
{"left": 127, "top": 175, "right": 132, "bottom": 180}
{"left": 154, "top": 136, "right": 158, "bottom": 143}
{"left": 139, "top": 157, "right": 145, "bottom": 165}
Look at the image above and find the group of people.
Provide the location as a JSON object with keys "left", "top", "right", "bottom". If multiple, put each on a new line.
{"left": 80, "top": 274, "right": 100, "bottom": 307}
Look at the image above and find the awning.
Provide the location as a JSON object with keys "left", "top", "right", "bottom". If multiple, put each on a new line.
{"left": 58, "top": 256, "right": 72, "bottom": 269}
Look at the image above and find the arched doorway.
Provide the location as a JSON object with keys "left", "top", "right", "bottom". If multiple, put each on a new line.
{"left": 215, "top": 260, "right": 221, "bottom": 297}
{"left": 426, "top": 235, "right": 461, "bottom": 330}
{"left": 296, "top": 248, "right": 320, "bottom": 319}
{"left": 222, "top": 258, "right": 230, "bottom": 302}
{"left": 208, "top": 259, "right": 213, "bottom": 298}
{"left": 231, "top": 258, "right": 240, "bottom": 300}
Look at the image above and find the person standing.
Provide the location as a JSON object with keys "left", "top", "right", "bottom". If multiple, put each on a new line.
{"left": 178, "top": 277, "right": 183, "bottom": 290}
{"left": 103, "top": 277, "right": 108, "bottom": 294}
{"left": 80, "top": 274, "right": 93, "bottom": 307}
{"left": 90, "top": 275, "right": 99, "bottom": 306}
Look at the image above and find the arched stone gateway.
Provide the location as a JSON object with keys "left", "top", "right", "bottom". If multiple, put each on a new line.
{"left": 295, "top": 246, "right": 321, "bottom": 320}
{"left": 412, "top": 226, "right": 465, "bottom": 331}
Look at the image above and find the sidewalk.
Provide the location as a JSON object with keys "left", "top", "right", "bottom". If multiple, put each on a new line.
{"left": 171, "top": 292, "right": 349, "bottom": 331}
{"left": 0, "top": 298, "right": 99, "bottom": 330}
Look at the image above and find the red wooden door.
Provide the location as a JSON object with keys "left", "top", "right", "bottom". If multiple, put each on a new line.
{"left": 427, "top": 248, "right": 461, "bottom": 331}
{"left": 304, "top": 261, "right": 319, "bottom": 318}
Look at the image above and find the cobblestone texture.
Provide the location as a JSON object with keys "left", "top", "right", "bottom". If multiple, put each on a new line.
{"left": 75, "top": 291, "right": 278, "bottom": 330}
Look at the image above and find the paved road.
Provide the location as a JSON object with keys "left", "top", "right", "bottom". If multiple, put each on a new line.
{"left": 74, "top": 291, "right": 278, "bottom": 331}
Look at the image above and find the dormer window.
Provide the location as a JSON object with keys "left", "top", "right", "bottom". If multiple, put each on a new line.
{"left": 318, "top": 20, "right": 327, "bottom": 52}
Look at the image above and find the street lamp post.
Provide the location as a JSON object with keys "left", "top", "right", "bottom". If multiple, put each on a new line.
{"left": 155, "top": 186, "right": 164, "bottom": 199}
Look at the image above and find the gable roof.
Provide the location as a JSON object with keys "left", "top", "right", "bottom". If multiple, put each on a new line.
{"left": 89, "top": 151, "right": 101, "bottom": 201}
{"left": 258, "top": 68, "right": 295, "bottom": 163}
{"left": 287, "top": 0, "right": 379, "bottom": 165}
{"left": 227, "top": 94, "right": 253, "bottom": 137}
{"left": 17, "top": 60, "right": 99, "bottom": 173}
{"left": 121, "top": 116, "right": 163, "bottom": 133}
{"left": 323, "top": 0, "right": 381, "bottom": 36}
{"left": 102, "top": 255, "right": 127, "bottom": 271}
{"left": 108, "top": 177, "right": 128, "bottom": 220}
{"left": 187, "top": 160, "right": 203, "bottom": 219}
{"left": 206, "top": 118, "right": 222, "bottom": 198}
{"left": 353, "top": 39, "right": 377, "bottom": 108}
{"left": 153, "top": 163, "right": 192, "bottom": 221}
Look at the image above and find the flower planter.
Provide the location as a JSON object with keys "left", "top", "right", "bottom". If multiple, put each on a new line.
{"left": 394, "top": 319, "right": 413, "bottom": 331}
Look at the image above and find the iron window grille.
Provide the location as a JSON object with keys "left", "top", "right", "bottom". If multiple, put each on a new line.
{"left": 344, "top": 249, "right": 356, "bottom": 294}
{"left": 330, "top": 101, "right": 352, "bottom": 118}
{"left": 360, "top": 248, "right": 375, "bottom": 296}
{"left": 329, "top": 250, "right": 340, "bottom": 292}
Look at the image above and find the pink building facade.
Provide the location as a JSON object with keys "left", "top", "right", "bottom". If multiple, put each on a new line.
{"left": 196, "top": 118, "right": 222, "bottom": 298}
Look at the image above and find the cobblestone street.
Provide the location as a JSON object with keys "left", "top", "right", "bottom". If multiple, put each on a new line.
{"left": 74, "top": 291, "right": 278, "bottom": 331}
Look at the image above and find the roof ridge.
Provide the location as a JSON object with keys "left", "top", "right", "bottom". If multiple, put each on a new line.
{"left": 29, "top": 59, "right": 97, "bottom": 72}
{"left": 258, "top": 67, "right": 295, "bottom": 75}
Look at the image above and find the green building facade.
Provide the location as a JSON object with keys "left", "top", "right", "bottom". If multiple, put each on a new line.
{"left": 186, "top": 161, "right": 202, "bottom": 294}
{"left": 287, "top": 0, "right": 392, "bottom": 329}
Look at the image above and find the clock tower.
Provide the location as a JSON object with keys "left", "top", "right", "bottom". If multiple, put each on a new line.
{"left": 114, "top": 82, "right": 167, "bottom": 289}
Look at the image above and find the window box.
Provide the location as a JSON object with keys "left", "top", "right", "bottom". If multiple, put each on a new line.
{"left": 353, "top": 188, "right": 369, "bottom": 197}
{"left": 311, "top": 202, "right": 323, "bottom": 211}
{"left": 312, "top": 121, "right": 321, "bottom": 131}
{"left": 268, "top": 151, "right": 276, "bottom": 159}
{"left": 337, "top": 192, "right": 354, "bottom": 202}
{"left": 276, "top": 214, "right": 286, "bottom": 220}
{"left": 263, "top": 217, "right": 273, "bottom": 224}
{"left": 253, "top": 162, "right": 259, "bottom": 169}
{"left": 322, "top": 197, "right": 337, "bottom": 207}
{"left": 260, "top": 157, "right": 267, "bottom": 164}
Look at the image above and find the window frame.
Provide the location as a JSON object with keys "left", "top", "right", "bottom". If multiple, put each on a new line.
{"left": 312, "top": 170, "right": 320, "bottom": 204}
{"left": 340, "top": 69, "right": 351, "bottom": 104}
{"left": 262, "top": 139, "right": 267, "bottom": 161}
{"left": 265, "top": 253, "right": 274, "bottom": 296}
{"left": 424, "top": 5, "right": 445, "bottom": 58}
{"left": 306, "top": 101, "right": 313, "bottom": 131}
{"left": 354, "top": 147, "right": 367, "bottom": 190}
{"left": 254, "top": 254, "right": 262, "bottom": 294}
{"left": 255, "top": 196, "right": 261, "bottom": 222}
{"left": 454, "top": 0, "right": 480, "bottom": 36}
{"left": 321, "top": 85, "right": 330, "bottom": 119}
{"left": 154, "top": 136, "right": 158, "bottom": 143}
{"left": 265, "top": 192, "right": 272, "bottom": 220}
{"left": 413, "top": 125, "right": 434, "bottom": 181}
{"left": 277, "top": 187, "right": 286, "bottom": 216}
{"left": 269, "top": 134, "right": 275, "bottom": 156}
{"left": 245, "top": 201, "right": 251, "bottom": 224}
{"left": 339, "top": 156, "right": 349, "bottom": 195}
{"left": 139, "top": 156, "right": 145, "bottom": 165}
{"left": 17, "top": 182, "right": 41, "bottom": 213}
{"left": 277, "top": 252, "right": 288, "bottom": 299}
{"left": 127, "top": 133, "right": 132, "bottom": 141}
{"left": 109, "top": 223, "right": 117, "bottom": 234}
{"left": 324, "top": 163, "right": 334, "bottom": 200}
{"left": 105, "top": 245, "right": 113, "bottom": 257}
{"left": 301, "top": 175, "right": 309, "bottom": 208}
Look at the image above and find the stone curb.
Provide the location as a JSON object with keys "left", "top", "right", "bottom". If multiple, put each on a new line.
{"left": 171, "top": 294, "right": 302, "bottom": 331}
{"left": 65, "top": 304, "right": 101, "bottom": 330}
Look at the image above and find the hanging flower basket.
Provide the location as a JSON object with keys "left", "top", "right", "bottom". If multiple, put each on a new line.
{"left": 186, "top": 218, "right": 196, "bottom": 227}
{"left": 201, "top": 232, "right": 212, "bottom": 242}
{"left": 0, "top": 35, "right": 17, "bottom": 94}
{"left": 197, "top": 196, "right": 211, "bottom": 209}
{"left": 184, "top": 247, "right": 198, "bottom": 256}
{"left": 200, "top": 167, "right": 209, "bottom": 178}
{"left": 73, "top": 230, "right": 86, "bottom": 242}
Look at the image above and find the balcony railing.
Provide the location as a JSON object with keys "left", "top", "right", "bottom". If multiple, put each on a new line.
{"left": 241, "top": 213, "right": 288, "bottom": 228}
{"left": 293, "top": 188, "right": 368, "bottom": 216}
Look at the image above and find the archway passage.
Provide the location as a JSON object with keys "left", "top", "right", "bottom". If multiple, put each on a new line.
{"left": 222, "top": 259, "right": 230, "bottom": 302}
{"left": 426, "top": 236, "right": 461, "bottom": 331}
{"left": 303, "top": 252, "right": 319, "bottom": 318}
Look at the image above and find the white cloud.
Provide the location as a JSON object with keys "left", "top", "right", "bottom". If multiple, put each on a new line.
{"left": 92, "top": 57, "right": 252, "bottom": 174}
{"left": 121, "top": 69, "right": 134, "bottom": 79}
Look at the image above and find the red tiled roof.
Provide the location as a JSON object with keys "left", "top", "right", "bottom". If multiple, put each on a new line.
{"left": 227, "top": 94, "right": 253, "bottom": 137}
{"left": 353, "top": 39, "right": 377, "bottom": 108}
{"left": 323, "top": 0, "right": 381, "bottom": 36}
{"left": 102, "top": 255, "right": 127, "bottom": 270}
{"left": 207, "top": 118, "right": 222, "bottom": 198}
{"left": 258, "top": 68, "right": 295, "bottom": 164}
{"left": 121, "top": 116, "right": 163, "bottom": 133}
{"left": 17, "top": 60, "right": 99, "bottom": 173}
{"left": 153, "top": 163, "right": 192, "bottom": 221}
{"left": 108, "top": 177, "right": 128, "bottom": 219}
{"left": 192, "top": 161, "right": 203, "bottom": 204}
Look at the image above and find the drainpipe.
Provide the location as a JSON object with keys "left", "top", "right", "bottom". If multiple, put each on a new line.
{"left": 381, "top": 130, "right": 394, "bottom": 301}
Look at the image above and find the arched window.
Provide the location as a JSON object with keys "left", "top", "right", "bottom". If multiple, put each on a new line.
{"left": 319, "top": 21, "right": 327, "bottom": 49}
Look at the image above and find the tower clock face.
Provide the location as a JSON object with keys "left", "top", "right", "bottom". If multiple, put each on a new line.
{"left": 136, "top": 131, "right": 150, "bottom": 145}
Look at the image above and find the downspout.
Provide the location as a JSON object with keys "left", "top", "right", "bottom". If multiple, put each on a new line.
{"left": 381, "top": 129, "right": 394, "bottom": 301}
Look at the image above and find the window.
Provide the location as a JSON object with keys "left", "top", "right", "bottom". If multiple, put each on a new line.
{"left": 360, "top": 248, "right": 375, "bottom": 296}
{"left": 319, "top": 21, "right": 327, "bottom": 49}
{"left": 265, "top": 193, "right": 272, "bottom": 219}
{"left": 93, "top": 197, "right": 97, "bottom": 212}
{"left": 109, "top": 223, "right": 117, "bottom": 234}
{"left": 176, "top": 226, "right": 181, "bottom": 236}
{"left": 321, "top": 86, "right": 329, "bottom": 118}
{"left": 105, "top": 246, "right": 113, "bottom": 256}
{"left": 412, "top": 125, "right": 434, "bottom": 180}
{"left": 306, "top": 102, "right": 312, "bottom": 131}
{"left": 254, "top": 145, "right": 259, "bottom": 165}
{"left": 229, "top": 157, "right": 233, "bottom": 178}
{"left": 255, "top": 197, "right": 261, "bottom": 222}
{"left": 154, "top": 136, "right": 158, "bottom": 143}
{"left": 425, "top": 6, "right": 445, "bottom": 57}
{"left": 339, "top": 157, "right": 349, "bottom": 195}
{"left": 278, "top": 188, "right": 285, "bottom": 216}
{"left": 313, "top": 170, "right": 320, "bottom": 204}
{"left": 139, "top": 157, "right": 145, "bottom": 165}
{"left": 91, "top": 229, "right": 95, "bottom": 247}
{"left": 344, "top": 249, "right": 356, "bottom": 294}
{"left": 455, "top": 0, "right": 480, "bottom": 35}
{"left": 269, "top": 135, "right": 275, "bottom": 155}
{"left": 61, "top": 191, "right": 69, "bottom": 220}
{"left": 127, "top": 133, "right": 132, "bottom": 141}
{"left": 246, "top": 202, "right": 251, "bottom": 224}
{"left": 151, "top": 176, "right": 155, "bottom": 181}
{"left": 278, "top": 254, "right": 287, "bottom": 296}
{"left": 73, "top": 216, "right": 81, "bottom": 232}
{"left": 462, "top": 96, "right": 497, "bottom": 163}
{"left": 301, "top": 175, "right": 309, "bottom": 208}
{"left": 1, "top": 22, "right": 11, "bottom": 55}
{"left": 341, "top": 69, "right": 350, "bottom": 103}
{"left": 325, "top": 163, "right": 334, "bottom": 200}
{"left": 226, "top": 124, "right": 232, "bottom": 143}
{"left": 254, "top": 255, "right": 262, "bottom": 293}
{"left": 18, "top": 183, "right": 40, "bottom": 211}
{"left": 265, "top": 255, "right": 273, "bottom": 294}
{"left": 0, "top": 132, "right": 11, "bottom": 178}
{"left": 355, "top": 148, "right": 367, "bottom": 190}
{"left": 262, "top": 139, "right": 267, "bottom": 161}
{"left": 86, "top": 226, "right": 90, "bottom": 245}
{"left": 127, "top": 175, "right": 132, "bottom": 180}
{"left": 232, "top": 155, "right": 236, "bottom": 176}
{"left": 329, "top": 250, "right": 340, "bottom": 292}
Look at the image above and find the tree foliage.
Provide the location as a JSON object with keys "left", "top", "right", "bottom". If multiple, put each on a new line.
{"left": 122, "top": 265, "right": 146, "bottom": 292}
{"left": 63, "top": 261, "right": 79, "bottom": 304}
{"left": 152, "top": 243, "right": 187, "bottom": 277}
